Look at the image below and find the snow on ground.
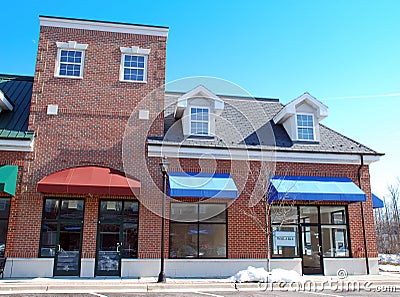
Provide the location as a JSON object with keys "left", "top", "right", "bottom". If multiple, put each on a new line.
{"left": 379, "top": 254, "right": 400, "bottom": 272}
{"left": 379, "top": 254, "right": 400, "bottom": 265}
{"left": 379, "top": 264, "right": 400, "bottom": 272}
{"left": 229, "top": 266, "right": 301, "bottom": 283}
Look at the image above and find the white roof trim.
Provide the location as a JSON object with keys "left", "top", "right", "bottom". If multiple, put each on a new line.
{"left": 273, "top": 92, "right": 328, "bottom": 124}
{"left": 56, "top": 41, "right": 88, "bottom": 50}
{"left": 40, "top": 16, "right": 169, "bottom": 38}
{"left": 120, "top": 46, "right": 151, "bottom": 55}
{"left": 148, "top": 143, "right": 380, "bottom": 165}
{"left": 0, "top": 139, "right": 34, "bottom": 152}
{"left": 174, "top": 85, "right": 224, "bottom": 118}
{"left": 0, "top": 90, "right": 13, "bottom": 112}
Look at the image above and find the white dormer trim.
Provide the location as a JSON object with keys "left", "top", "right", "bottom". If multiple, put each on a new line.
{"left": 273, "top": 93, "right": 328, "bottom": 124}
{"left": 174, "top": 85, "right": 224, "bottom": 119}
{"left": 0, "top": 90, "right": 13, "bottom": 112}
{"left": 120, "top": 46, "right": 151, "bottom": 55}
{"left": 273, "top": 93, "right": 328, "bottom": 143}
{"left": 56, "top": 41, "right": 88, "bottom": 50}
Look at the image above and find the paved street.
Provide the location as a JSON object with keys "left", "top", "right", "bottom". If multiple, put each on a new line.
{"left": 1, "top": 272, "right": 400, "bottom": 296}
{"left": 3, "top": 286, "right": 400, "bottom": 297}
{"left": 3, "top": 292, "right": 400, "bottom": 297}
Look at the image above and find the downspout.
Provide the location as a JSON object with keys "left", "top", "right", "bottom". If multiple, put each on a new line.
{"left": 358, "top": 154, "right": 370, "bottom": 274}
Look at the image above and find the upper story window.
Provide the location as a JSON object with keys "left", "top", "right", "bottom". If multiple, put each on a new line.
{"left": 190, "top": 107, "right": 209, "bottom": 135}
{"left": 55, "top": 41, "right": 88, "bottom": 78}
{"left": 297, "top": 114, "right": 315, "bottom": 141}
{"left": 120, "top": 46, "right": 150, "bottom": 83}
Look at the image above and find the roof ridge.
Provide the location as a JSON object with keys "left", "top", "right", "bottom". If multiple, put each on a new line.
{"left": 0, "top": 74, "right": 34, "bottom": 82}
{"left": 165, "top": 91, "right": 279, "bottom": 102}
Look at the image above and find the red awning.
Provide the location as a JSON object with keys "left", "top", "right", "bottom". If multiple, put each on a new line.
{"left": 37, "top": 166, "right": 140, "bottom": 196}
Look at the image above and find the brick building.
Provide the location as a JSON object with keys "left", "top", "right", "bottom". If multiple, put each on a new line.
{"left": 0, "top": 16, "right": 383, "bottom": 278}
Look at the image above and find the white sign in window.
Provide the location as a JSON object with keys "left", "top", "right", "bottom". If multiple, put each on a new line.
{"left": 274, "top": 230, "right": 297, "bottom": 247}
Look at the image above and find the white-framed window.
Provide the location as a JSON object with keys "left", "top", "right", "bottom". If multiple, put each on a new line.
{"left": 296, "top": 113, "right": 315, "bottom": 141}
{"left": 120, "top": 46, "right": 150, "bottom": 83}
{"left": 190, "top": 107, "right": 209, "bottom": 136}
{"left": 55, "top": 41, "right": 88, "bottom": 78}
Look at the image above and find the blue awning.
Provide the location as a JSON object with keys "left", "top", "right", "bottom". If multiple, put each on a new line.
{"left": 168, "top": 172, "right": 238, "bottom": 199}
{"left": 269, "top": 176, "right": 366, "bottom": 202}
{"left": 372, "top": 194, "right": 384, "bottom": 208}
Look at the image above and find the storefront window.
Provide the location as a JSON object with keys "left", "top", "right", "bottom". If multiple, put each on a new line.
{"left": 320, "top": 206, "right": 349, "bottom": 257}
{"left": 320, "top": 206, "right": 346, "bottom": 224}
{"left": 40, "top": 198, "right": 84, "bottom": 258}
{"left": 321, "top": 226, "right": 349, "bottom": 257}
{"left": 271, "top": 205, "right": 350, "bottom": 258}
{"left": 299, "top": 206, "right": 318, "bottom": 223}
{"left": 99, "top": 201, "right": 123, "bottom": 220}
{"left": 271, "top": 206, "right": 298, "bottom": 224}
{"left": 170, "top": 203, "right": 227, "bottom": 258}
{"left": 272, "top": 225, "right": 299, "bottom": 257}
{"left": 0, "top": 198, "right": 11, "bottom": 257}
{"left": 271, "top": 205, "right": 299, "bottom": 257}
{"left": 98, "top": 200, "right": 139, "bottom": 259}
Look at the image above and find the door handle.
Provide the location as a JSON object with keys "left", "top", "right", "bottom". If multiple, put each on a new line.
{"left": 56, "top": 244, "right": 61, "bottom": 255}
{"left": 116, "top": 242, "right": 121, "bottom": 254}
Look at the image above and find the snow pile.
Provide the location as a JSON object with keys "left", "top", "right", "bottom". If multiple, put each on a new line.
{"left": 379, "top": 264, "right": 400, "bottom": 272}
{"left": 269, "top": 268, "right": 301, "bottom": 283}
{"left": 229, "top": 266, "right": 301, "bottom": 283}
{"left": 379, "top": 254, "right": 400, "bottom": 265}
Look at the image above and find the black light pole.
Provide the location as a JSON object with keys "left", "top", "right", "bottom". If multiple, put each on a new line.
{"left": 158, "top": 156, "right": 169, "bottom": 283}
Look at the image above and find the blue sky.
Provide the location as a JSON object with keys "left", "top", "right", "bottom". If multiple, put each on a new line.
{"left": 2, "top": 0, "right": 399, "bottom": 198}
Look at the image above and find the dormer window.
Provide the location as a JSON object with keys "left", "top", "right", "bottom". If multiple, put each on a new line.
{"left": 173, "top": 86, "right": 224, "bottom": 139}
{"left": 297, "top": 114, "right": 315, "bottom": 141}
{"left": 273, "top": 93, "right": 328, "bottom": 143}
{"left": 55, "top": 41, "right": 88, "bottom": 78}
{"left": 190, "top": 107, "right": 209, "bottom": 135}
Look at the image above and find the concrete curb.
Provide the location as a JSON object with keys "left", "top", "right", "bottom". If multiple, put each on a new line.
{"left": 0, "top": 277, "right": 399, "bottom": 294}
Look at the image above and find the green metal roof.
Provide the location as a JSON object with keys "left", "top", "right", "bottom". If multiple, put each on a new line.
{"left": 0, "top": 129, "right": 34, "bottom": 140}
{"left": 0, "top": 165, "right": 18, "bottom": 196}
{"left": 0, "top": 74, "right": 33, "bottom": 132}
{"left": 0, "top": 75, "right": 34, "bottom": 141}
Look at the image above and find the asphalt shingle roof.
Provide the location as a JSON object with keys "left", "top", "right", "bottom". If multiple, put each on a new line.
{"left": 0, "top": 74, "right": 33, "bottom": 135}
{"left": 150, "top": 92, "right": 381, "bottom": 155}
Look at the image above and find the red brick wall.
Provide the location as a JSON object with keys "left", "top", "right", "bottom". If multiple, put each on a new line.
{"left": 6, "top": 21, "right": 378, "bottom": 263}
{"left": 160, "top": 158, "right": 378, "bottom": 259}
{"left": 7, "top": 23, "right": 167, "bottom": 258}
{"left": 0, "top": 151, "right": 30, "bottom": 258}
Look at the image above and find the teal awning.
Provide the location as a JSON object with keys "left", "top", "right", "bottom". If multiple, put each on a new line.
{"left": 0, "top": 165, "right": 18, "bottom": 196}
{"left": 168, "top": 172, "right": 238, "bottom": 199}
{"left": 269, "top": 176, "right": 366, "bottom": 202}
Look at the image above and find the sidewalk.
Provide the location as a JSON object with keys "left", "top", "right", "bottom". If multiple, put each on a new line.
{"left": 0, "top": 273, "right": 399, "bottom": 294}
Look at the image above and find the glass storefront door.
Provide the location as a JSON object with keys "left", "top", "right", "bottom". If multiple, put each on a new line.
{"left": 96, "top": 223, "right": 121, "bottom": 276}
{"left": 95, "top": 200, "right": 139, "bottom": 277}
{"left": 301, "top": 224, "right": 323, "bottom": 274}
{"left": 272, "top": 205, "right": 350, "bottom": 275}
{"left": 0, "top": 198, "right": 11, "bottom": 258}
{"left": 40, "top": 198, "right": 84, "bottom": 276}
{"left": 55, "top": 223, "right": 83, "bottom": 275}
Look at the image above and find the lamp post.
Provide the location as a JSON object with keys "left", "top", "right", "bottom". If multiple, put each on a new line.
{"left": 158, "top": 156, "right": 169, "bottom": 283}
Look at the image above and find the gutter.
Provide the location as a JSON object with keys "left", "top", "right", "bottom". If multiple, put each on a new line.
{"left": 358, "top": 154, "right": 370, "bottom": 274}
{"left": 0, "top": 138, "right": 34, "bottom": 152}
